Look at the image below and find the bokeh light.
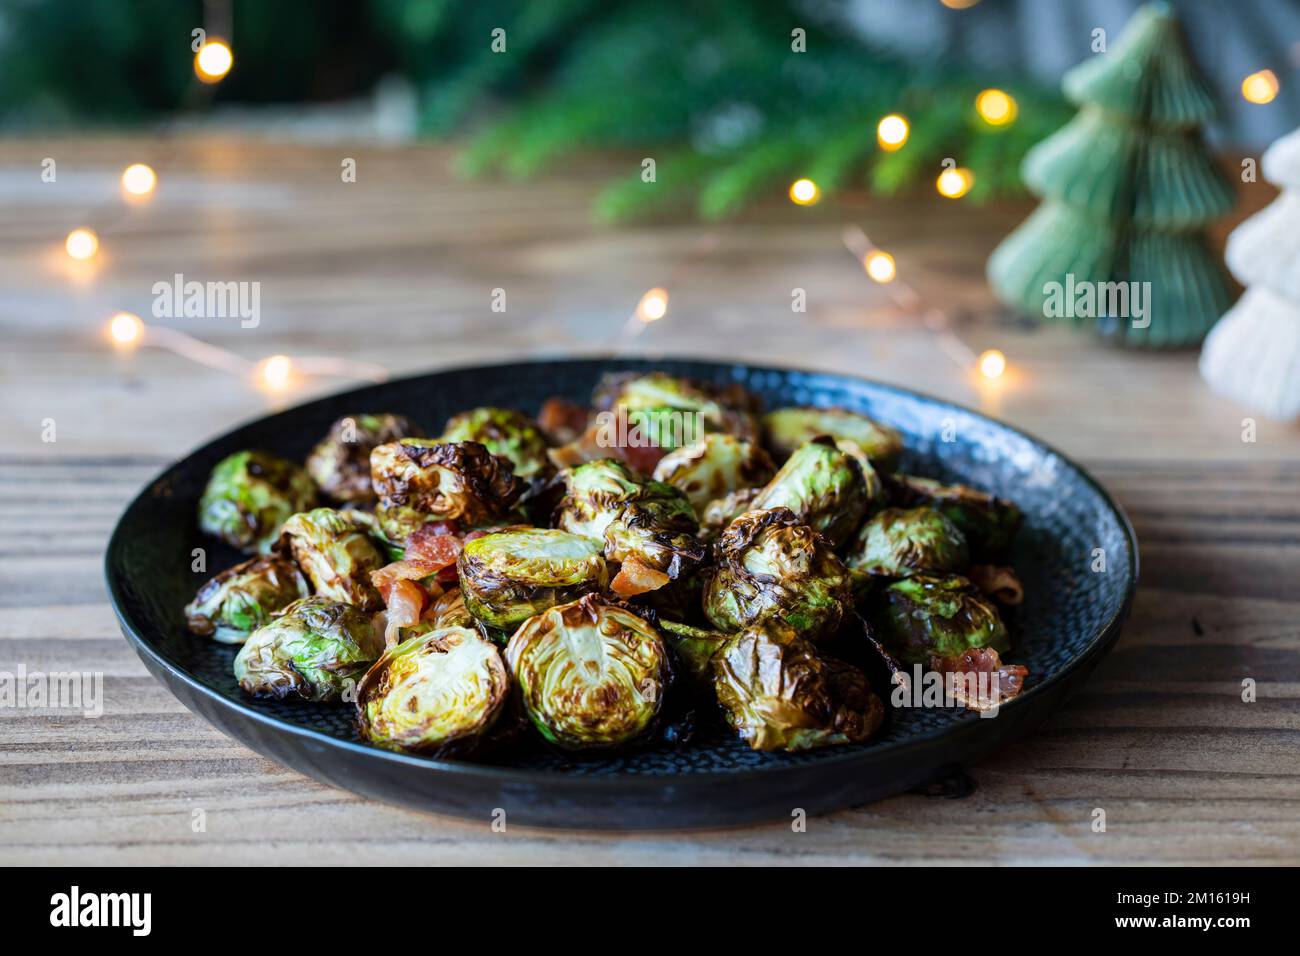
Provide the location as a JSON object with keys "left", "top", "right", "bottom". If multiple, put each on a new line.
{"left": 975, "top": 89, "right": 1017, "bottom": 126}
{"left": 978, "top": 349, "right": 1007, "bottom": 379}
{"left": 788, "top": 178, "right": 820, "bottom": 205}
{"left": 120, "top": 163, "right": 157, "bottom": 198}
{"left": 876, "top": 114, "right": 910, "bottom": 151}
{"left": 936, "top": 167, "right": 974, "bottom": 198}
{"left": 636, "top": 288, "right": 669, "bottom": 321}
{"left": 195, "top": 39, "right": 234, "bottom": 83}
{"left": 108, "top": 312, "right": 144, "bottom": 348}
{"left": 65, "top": 228, "right": 99, "bottom": 261}
{"left": 864, "top": 251, "right": 896, "bottom": 283}
{"left": 1241, "top": 70, "right": 1279, "bottom": 104}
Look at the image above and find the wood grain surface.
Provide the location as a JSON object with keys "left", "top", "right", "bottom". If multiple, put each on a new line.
{"left": 1, "top": 138, "right": 1297, "bottom": 865}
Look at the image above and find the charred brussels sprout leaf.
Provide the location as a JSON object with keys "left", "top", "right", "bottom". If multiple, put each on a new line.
{"left": 440, "top": 407, "right": 554, "bottom": 481}
{"left": 277, "top": 508, "right": 386, "bottom": 611}
{"left": 873, "top": 574, "right": 1009, "bottom": 665}
{"left": 554, "top": 458, "right": 682, "bottom": 542}
{"left": 703, "top": 507, "right": 854, "bottom": 642}
{"left": 699, "top": 487, "right": 764, "bottom": 540}
{"left": 504, "top": 594, "right": 669, "bottom": 751}
{"left": 234, "top": 596, "right": 382, "bottom": 701}
{"left": 370, "top": 439, "right": 523, "bottom": 533}
{"left": 658, "top": 619, "right": 730, "bottom": 684}
{"left": 848, "top": 506, "right": 970, "bottom": 578}
{"left": 712, "top": 621, "right": 883, "bottom": 751}
{"left": 457, "top": 527, "right": 608, "bottom": 631}
{"left": 185, "top": 555, "right": 308, "bottom": 642}
{"left": 603, "top": 497, "right": 705, "bottom": 582}
{"left": 198, "top": 451, "right": 317, "bottom": 553}
{"left": 357, "top": 625, "right": 510, "bottom": 755}
{"left": 652, "top": 433, "right": 775, "bottom": 512}
{"left": 593, "top": 371, "right": 762, "bottom": 446}
{"left": 749, "top": 437, "right": 877, "bottom": 548}
{"left": 763, "top": 406, "right": 904, "bottom": 471}
{"left": 427, "top": 587, "right": 475, "bottom": 629}
{"left": 886, "top": 474, "right": 1023, "bottom": 560}
{"left": 306, "top": 413, "right": 423, "bottom": 505}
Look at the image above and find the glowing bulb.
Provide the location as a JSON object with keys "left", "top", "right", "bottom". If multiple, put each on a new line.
{"left": 108, "top": 312, "right": 144, "bottom": 348}
{"left": 195, "top": 39, "right": 233, "bottom": 83}
{"left": 978, "top": 349, "right": 1006, "bottom": 379}
{"left": 788, "top": 178, "right": 820, "bottom": 205}
{"left": 975, "top": 89, "right": 1017, "bottom": 126}
{"left": 936, "top": 167, "right": 974, "bottom": 198}
{"left": 1241, "top": 70, "right": 1279, "bottom": 104}
{"left": 121, "top": 163, "right": 157, "bottom": 198}
{"left": 65, "top": 228, "right": 99, "bottom": 261}
{"left": 864, "top": 251, "right": 896, "bottom": 284}
{"left": 876, "top": 114, "right": 910, "bottom": 151}
{"left": 259, "top": 355, "right": 293, "bottom": 391}
{"left": 637, "top": 288, "right": 669, "bottom": 322}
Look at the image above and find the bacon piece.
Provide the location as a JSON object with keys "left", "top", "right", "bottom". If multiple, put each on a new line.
{"left": 610, "top": 557, "right": 671, "bottom": 597}
{"left": 538, "top": 397, "right": 589, "bottom": 445}
{"left": 968, "top": 564, "right": 1024, "bottom": 605}
{"left": 929, "top": 647, "right": 1028, "bottom": 712}
{"left": 378, "top": 578, "right": 429, "bottom": 648}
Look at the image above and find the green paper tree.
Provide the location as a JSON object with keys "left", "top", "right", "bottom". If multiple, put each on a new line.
{"left": 987, "top": 2, "right": 1236, "bottom": 348}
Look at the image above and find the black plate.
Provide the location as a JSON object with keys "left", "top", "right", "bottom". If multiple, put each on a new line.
{"left": 106, "top": 358, "right": 1138, "bottom": 830}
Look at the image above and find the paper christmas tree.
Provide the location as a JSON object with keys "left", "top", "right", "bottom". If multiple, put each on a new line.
{"left": 987, "top": 2, "right": 1235, "bottom": 347}
{"left": 1200, "top": 126, "right": 1300, "bottom": 420}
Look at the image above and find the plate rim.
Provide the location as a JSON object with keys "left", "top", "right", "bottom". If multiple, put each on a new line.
{"left": 105, "top": 354, "right": 1140, "bottom": 790}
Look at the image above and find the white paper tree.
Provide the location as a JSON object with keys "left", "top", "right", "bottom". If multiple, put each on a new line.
{"left": 1200, "top": 127, "right": 1300, "bottom": 420}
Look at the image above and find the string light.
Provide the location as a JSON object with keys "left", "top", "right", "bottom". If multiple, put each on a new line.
{"left": 108, "top": 312, "right": 144, "bottom": 349}
{"left": 195, "top": 39, "right": 234, "bottom": 83}
{"left": 65, "top": 228, "right": 99, "bottom": 261}
{"left": 636, "top": 287, "right": 669, "bottom": 322}
{"left": 975, "top": 89, "right": 1017, "bottom": 126}
{"left": 876, "top": 114, "right": 910, "bottom": 151}
{"left": 864, "top": 251, "right": 897, "bottom": 283}
{"left": 121, "top": 163, "right": 157, "bottom": 199}
{"left": 788, "top": 178, "right": 820, "bottom": 205}
{"left": 1241, "top": 70, "right": 1279, "bottom": 104}
{"left": 257, "top": 355, "right": 294, "bottom": 392}
{"left": 978, "top": 349, "right": 1007, "bottom": 379}
{"left": 936, "top": 167, "right": 974, "bottom": 198}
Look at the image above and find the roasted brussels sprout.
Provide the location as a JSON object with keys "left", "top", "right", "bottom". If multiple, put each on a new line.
{"left": 847, "top": 506, "right": 970, "bottom": 578}
{"left": 427, "top": 586, "right": 475, "bottom": 629}
{"left": 198, "top": 450, "right": 317, "bottom": 553}
{"left": 763, "top": 406, "right": 904, "bottom": 471}
{"left": 504, "top": 594, "right": 669, "bottom": 751}
{"left": 748, "top": 437, "right": 879, "bottom": 548}
{"left": 886, "top": 474, "right": 1023, "bottom": 559}
{"left": 357, "top": 625, "right": 510, "bottom": 755}
{"left": 603, "top": 497, "right": 706, "bottom": 592}
{"left": 703, "top": 507, "right": 854, "bottom": 642}
{"left": 234, "top": 596, "right": 382, "bottom": 701}
{"left": 699, "top": 487, "right": 764, "bottom": 540}
{"left": 593, "top": 371, "right": 762, "bottom": 445}
{"left": 185, "top": 555, "right": 309, "bottom": 642}
{"left": 277, "top": 508, "right": 386, "bottom": 611}
{"left": 457, "top": 527, "right": 609, "bottom": 631}
{"left": 658, "top": 619, "right": 729, "bottom": 684}
{"left": 872, "top": 574, "right": 1009, "bottom": 666}
{"left": 370, "top": 439, "right": 523, "bottom": 538}
{"left": 712, "top": 620, "right": 884, "bottom": 751}
{"left": 305, "top": 414, "right": 423, "bottom": 504}
{"left": 652, "top": 433, "right": 775, "bottom": 512}
{"left": 554, "top": 458, "right": 682, "bottom": 542}
{"left": 440, "top": 407, "right": 553, "bottom": 481}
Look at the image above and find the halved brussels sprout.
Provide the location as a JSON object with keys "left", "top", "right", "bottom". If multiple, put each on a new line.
{"left": 277, "top": 508, "right": 386, "bottom": 611}
{"left": 427, "top": 586, "right": 475, "bottom": 629}
{"left": 703, "top": 507, "right": 854, "bottom": 642}
{"left": 370, "top": 439, "right": 523, "bottom": 531}
{"left": 847, "top": 506, "right": 970, "bottom": 578}
{"left": 554, "top": 458, "right": 683, "bottom": 542}
{"left": 356, "top": 625, "right": 510, "bottom": 755}
{"left": 699, "top": 487, "right": 763, "bottom": 540}
{"left": 185, "top": 555, "right": 308, "bottom": 643}
{"left": 234, "top": 596, "right": 382, "bottom": 701}
{"left": 457, "top": 527, "right": 608, "bottom": 631}
{"left": 872, "top": 574, "right": 1009, "bottom": 666}
{"left": 603, "top": 497, "right": 705, "bottom": 587}
{"left": 198, "top": 450, "right": 317, "bottom": 553}
{"left": 748, "top": 437, "right": 878, "bottom": 548}
{"left": 886, "top": 474, "right": 1023, "bottom": 559}
{"left": 306, "top": 414, "right": 423, "bottom": 505}
{"left": 763, "top": 406, "right": 904, "bottom": 471}
{"left": 712, "top": 620, "right": 884, "bottom": 752}
{"left": 593, "top": 371, "right": 762, "bottom": 445}
{"left": 440, "top": 407, "right": 553, "bottom": 481}
{"left": 504, "top": 594, "right": 669, "bottom": 751}
{"left": 652, "top": 433, "right": 776, "bottom": 512}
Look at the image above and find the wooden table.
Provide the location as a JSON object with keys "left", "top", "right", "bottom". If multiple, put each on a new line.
{"left": 2, "top": 137, "right": 1296, "bottom": 865}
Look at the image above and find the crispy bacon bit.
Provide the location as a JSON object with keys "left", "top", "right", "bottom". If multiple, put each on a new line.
{"left": 610, "top": 558, "right": 671, "bottom": 597}
{"left": 929, "top": 647, "right": 1028, "bottom": 712}
{"left": 538, "top": 397, "right": 589, "bottom": 445}
{"left": 380, "top": 578, "right": 428, "bottom": 647}
{"left": 968, "top": 564, "right": 1024, "bottom": 605}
